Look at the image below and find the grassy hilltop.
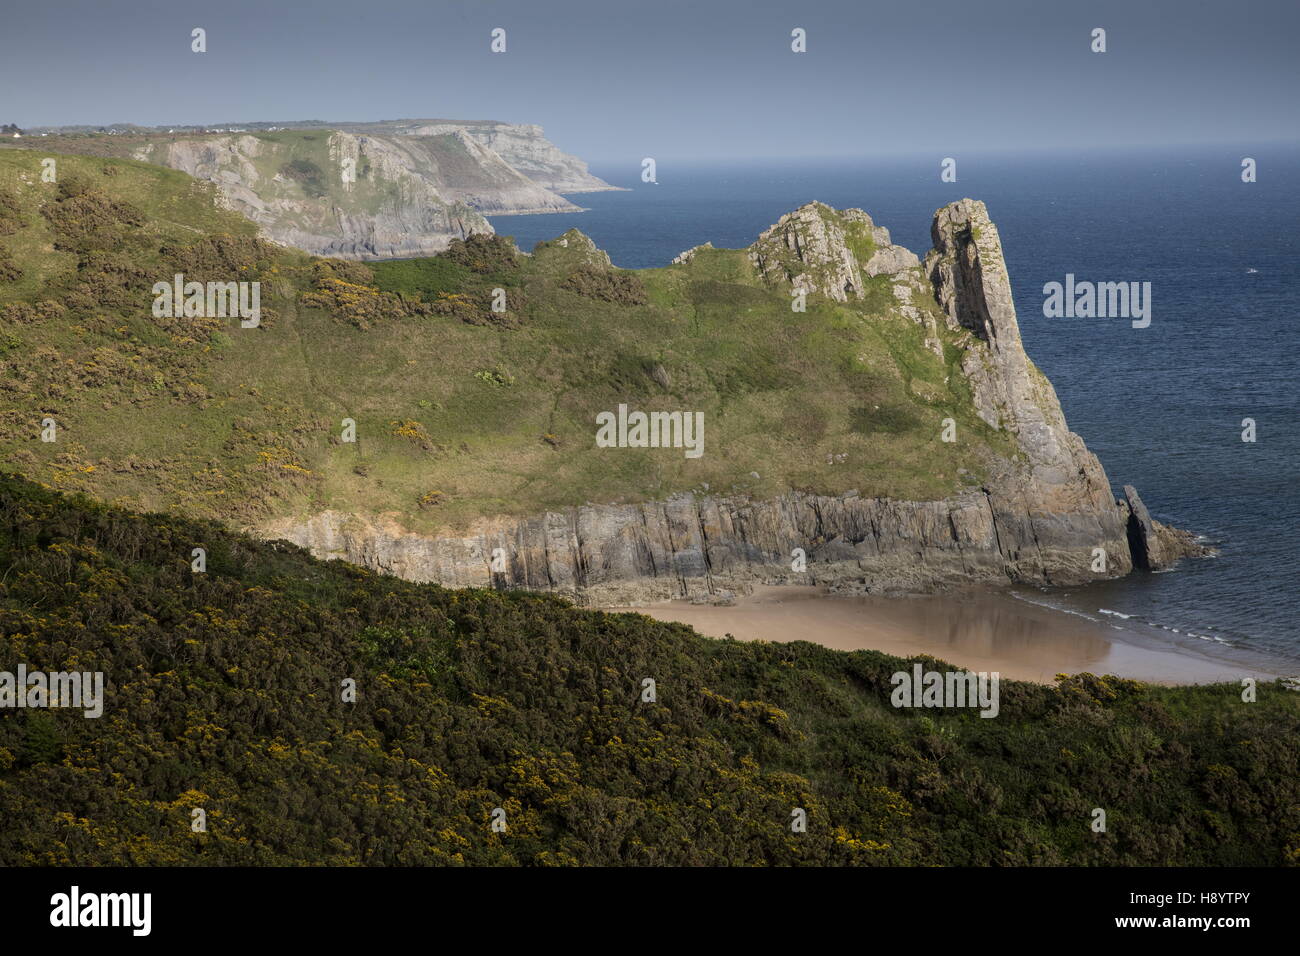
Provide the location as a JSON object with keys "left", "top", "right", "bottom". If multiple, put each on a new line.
{"left": 0, "top": 149, "right": 1013, "bottom": 535}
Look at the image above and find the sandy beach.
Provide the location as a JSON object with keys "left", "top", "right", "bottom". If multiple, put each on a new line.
{"left": 609, "top": 585, "right": 1281, "bottom": 685}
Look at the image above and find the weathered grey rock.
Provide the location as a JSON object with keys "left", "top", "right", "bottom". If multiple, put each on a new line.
{"left": 863, "top": 243, "right": 920, "bottom": 277}
{"left": 1124, "top": 485, "right": 1161, "bottom": 569}
{"left": 671, "top": 242, "right": 714, "bottom": 265}
{"left": 749, "top": 202, "right": 863, "bottom": 301}
{"left": 258, "top": 477, "right": 1137, "bottom": 606}
{"left": 749, "top": 202, "right": 917, "bottom": 301}
{"left": 926, "top": 199, "right": 1093, "bottom": 486}
{"left": 1123, "top": 485, "right": 1209, "bottom": 570}
{"left": 863, "top": 222, "right": 920, "bottom": 276}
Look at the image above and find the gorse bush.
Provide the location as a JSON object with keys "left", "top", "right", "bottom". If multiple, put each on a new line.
{"left": 560, "top": 265, "right": 648, "bottom": 305}
{"left": 39, "top": 179, "right": 145, "bottom": 251}
{"left": 0, "top": 473, "right": 1297, "bottom": 866}
{"left": 0, "top": 188, "right": 24, "bottom": 235}
{"left": 439, "top": 233, "right": 520, "bottom": 276}
{"left": 0, "top": 251, "right": 20, "bottom": 282}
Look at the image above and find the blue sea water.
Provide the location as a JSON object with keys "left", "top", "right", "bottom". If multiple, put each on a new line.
{"left": 490, "top": 146, "right": 1300, "bottom": 670}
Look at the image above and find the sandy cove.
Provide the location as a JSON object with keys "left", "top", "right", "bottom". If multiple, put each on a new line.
{"left": 609, "top": 585, "right": 1281, "bottom": 685}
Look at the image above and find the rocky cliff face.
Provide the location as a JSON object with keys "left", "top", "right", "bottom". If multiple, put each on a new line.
{"left": 134, "top": 127, "right": 600, "bottom": 259}
{"left": 256, "top": 486, "right": 1106, "bottom": 606}
{"left": 398, "top": 129, "right": 585, "bottom": 215}
{"left": 259, "top": 198, "right": 1203, "bottom": 603}
{"left": 369, "top": 121, "right": 620, "bottom": 194}
{"left": 750, "top": 202, "right": 920, "bottom": 300}
{"left": 260, "top": 478, "right": 1199, "bottom": 607}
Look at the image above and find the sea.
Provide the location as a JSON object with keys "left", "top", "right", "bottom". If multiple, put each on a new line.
{"left": 489, "top": 145, "right": 1300, "bottom": 673}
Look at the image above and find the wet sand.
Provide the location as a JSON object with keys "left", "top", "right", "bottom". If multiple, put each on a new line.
{"left": 609, "top": 585, "right": 1279, "bottom": 685}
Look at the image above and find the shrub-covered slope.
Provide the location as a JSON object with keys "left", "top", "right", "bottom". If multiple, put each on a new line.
{"left": 0, "top": 474, "right": 1296, "bottom": 866}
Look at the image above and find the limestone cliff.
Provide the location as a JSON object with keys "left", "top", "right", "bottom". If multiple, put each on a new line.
{"left": 133, "top": 128, "right": 591, "bottom": 259}
{"left": 334, "top": 120, "right": 620, "bottom": 194}
{"left": 258, "top": 199, "right": 1205, "bottom": 603}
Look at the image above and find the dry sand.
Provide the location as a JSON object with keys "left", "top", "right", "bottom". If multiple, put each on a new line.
{"left": 609, "top": 585, "right": 1276, "bottom": 685}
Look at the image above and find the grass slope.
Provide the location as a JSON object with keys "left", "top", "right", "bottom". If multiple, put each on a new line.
{"left": 0, "top": 149, "right": 1014, "bottom": 534}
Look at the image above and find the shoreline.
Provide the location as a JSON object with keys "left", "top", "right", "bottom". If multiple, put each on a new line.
{"left": 608, "top": 585, "right": 1287, "bottom": 685}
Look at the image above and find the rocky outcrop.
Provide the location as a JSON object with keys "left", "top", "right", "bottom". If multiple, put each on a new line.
{"left": 1124, "top": 485, "right": 1208, "bottom": 570}
{"left": 672, "top": 242, "right": 714, "bottom": 265}
{"left": 257, "top": 199, "right": 1204, "bottom": 602}
{"left": 926, "top": 200, "right": 1075, "bottom": 476}
{"left": 533, "top": 228, "right": 613, "bottom": 268}
{"left": 922, "top": 197, "right": 1129, "bottom": 541}
{"left": 749, "top": 202, "right": 919, "bottom": 301}
{"left": 1124, "top": 485, "right": 1162, "bottom": 569}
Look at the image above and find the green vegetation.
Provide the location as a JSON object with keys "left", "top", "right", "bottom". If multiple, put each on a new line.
{"left": 278, "top": 159, "right": 327, "bottom": 199}
{"left": 560, "top": 265, "right": 648, "bottom": 305}
{"left": 0, "top": 148, "right": 1012, "bottom": 538}
{"left": 436, "top": 232, "right": 521, "bottom": 277}
{"left": 369, "top": 255, "right": 471, "bottom": 300}
{"left": 0, "top": 473, "right": 1296, "bottom": 865}
{"left": 844, "top": 218, "right": 877, "bottom": 263}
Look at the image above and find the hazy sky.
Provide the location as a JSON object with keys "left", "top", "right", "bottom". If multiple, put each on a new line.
{"left": 2, "top": 0, "right": 1296, "bottom": 162}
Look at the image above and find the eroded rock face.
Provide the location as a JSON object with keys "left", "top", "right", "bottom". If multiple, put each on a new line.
{"left": 399, "top": 122, "right": 619, "bottom": 194}
{"left": 1124, "top": 485, "right": 1208, "bottom": 571}
{"left": 1125, "top": 485, "right": 1162, "bottom": 569}
{"left": 136, "top": 130, "right": 586, "bottom": 259}
{"left": 749, "top": 202, "right": 918, "bottom": 302}
{"left": 258, "top": 481, "right": 1135, "bottom": 607}
{"left": 256, "top": 199, "right": 1203, "bottom": 601}
{"left": 926, "top": 200, "right": 1074, "bottom": 477}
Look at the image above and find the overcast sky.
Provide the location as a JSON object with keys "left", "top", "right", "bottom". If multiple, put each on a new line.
{"left": 3, "top": 0, "right": 1296, "bottom": 162}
